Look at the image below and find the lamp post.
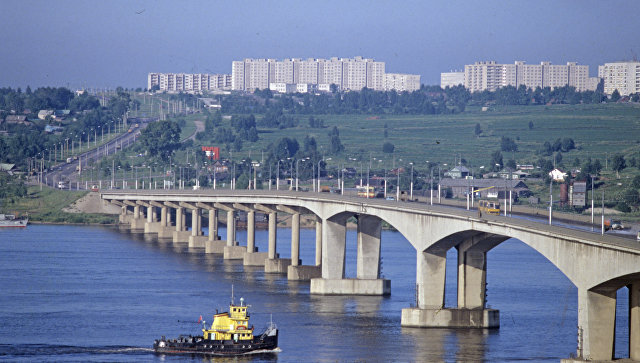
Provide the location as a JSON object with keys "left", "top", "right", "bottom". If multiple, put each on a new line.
{"left": 318, "top": 159, "right": 323, "bottom": 193}
{"left": 396, "top": 159, "right": 402, "bottom": 201}
{"left": 296, "top": 157, "right": 309, "bottom": 191}
{"left": 366, "top": 161, "right": 371, "bottom": 199}
{"left": 590, "top": 175, "right": 595, "bottom": 231}
{"left": 409, "top": 162, "right": 414, "bottom": 201}
{"left": 277, "top": 159, "right": 283, "bottom": 191}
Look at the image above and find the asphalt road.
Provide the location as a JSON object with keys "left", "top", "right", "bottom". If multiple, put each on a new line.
{"left": 41, "top": 122, "right": 147, "bottom": 189}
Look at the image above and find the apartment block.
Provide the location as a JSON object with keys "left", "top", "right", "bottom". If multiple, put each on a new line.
{"left": 440, "top": 71, "right": 465, "bottom": 88}
{"left": 385, "top": 73, "right": 421, "bottom": 92}
{"left": 231, "top": 56, "right": 418, "bottom": 93}
{"left": 461, "top": 61, "right": 596, "bottom": 92}
{"left": 598, "top": 61, "right": 640, "bottom": 96}
{"left": 148, "top": 73, "right": 231, "bottom": 92}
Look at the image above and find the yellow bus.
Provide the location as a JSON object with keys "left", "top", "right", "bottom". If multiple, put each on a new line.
{"left": 478, "top": 200, "right": 500, "bottom": 215}
{"left": 356, "top": 185, "right": 375, "bottom": 198}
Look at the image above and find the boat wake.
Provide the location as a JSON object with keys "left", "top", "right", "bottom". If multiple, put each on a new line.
{"left": 0, "top": 344, "right": 153, "bottom": 357}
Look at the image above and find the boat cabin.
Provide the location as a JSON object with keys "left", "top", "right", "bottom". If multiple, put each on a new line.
{"left": 203, "top": 298, "right": 254, "bottom": 341}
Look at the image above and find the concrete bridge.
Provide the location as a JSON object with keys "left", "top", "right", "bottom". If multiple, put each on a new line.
{"left": 101, "top": 189, "right": 640, "bottom": 361}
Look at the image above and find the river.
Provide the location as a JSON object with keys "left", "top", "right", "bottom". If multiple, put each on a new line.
{"left": 0, "top": 225, "right": 630, "bottom": 362}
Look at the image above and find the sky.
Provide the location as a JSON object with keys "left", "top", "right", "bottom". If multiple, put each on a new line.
{"left": 1, "top": 0, "right": 639, "bottom": 89}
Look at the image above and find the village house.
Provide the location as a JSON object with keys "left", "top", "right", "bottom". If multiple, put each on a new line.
{"left": 438, "top": 178, "right": 530, "bottom": 202}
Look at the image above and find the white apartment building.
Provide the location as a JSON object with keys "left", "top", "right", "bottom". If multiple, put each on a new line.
{"left": 385, "top": 73, "right": 421, "bottom": 92}
{"left": 462, "top": 61, "right": 596, "bottom": 92}
{"left": 598, "top": 61, "right": 640, "bottom": 96}
{"left": 231, "top": 56, "right": 418, "bottom": 93}
{"left": 148, "top": 73, "right": 231, "bottom": 92}
{"left": 440, "top": 71, "right": 465, "bottom": 88}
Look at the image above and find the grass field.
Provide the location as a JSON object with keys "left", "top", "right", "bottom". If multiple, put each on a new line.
{"left": 129, "top": 94, "right": 640, "bottom": 216}
{"left": 199, "top": 103, "right": 640, "bottom": 173}
{"left": 2, "top": 187, "right": 117, "bottom": 224}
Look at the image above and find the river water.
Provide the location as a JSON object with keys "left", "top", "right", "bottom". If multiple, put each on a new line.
{"left": 0, "top": 225, "right": 630, "bottom": 362}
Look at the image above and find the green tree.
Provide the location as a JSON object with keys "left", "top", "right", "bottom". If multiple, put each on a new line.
{"left": 633, "top": 175, "right": 640, "bottom": 189}
{"left": 500, "top": 136, "right": 518, "bottom": 152}
{"left": 610, "top": 89, "right": 621, "bottom": 102}
{"left": 612, "top": 153, "right": 626, "bottom": 178}
{"left": 137, "top": 120, "right": 181, "bottom": 161}
{"left": 382, "top": 142, "right": 395, "bottom": 154}
{"left": 491, "top": 151, "right": 503, "bottom": 171}
{"left": 474, "top": 123, "right": 482, "bottom": 137}
{"left": 506, "top": 159, "right": 517, "bottom": 170}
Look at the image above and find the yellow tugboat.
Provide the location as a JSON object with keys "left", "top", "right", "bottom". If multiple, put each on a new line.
{"left": 154, "top": 293, "right": 279, "bottom": 356}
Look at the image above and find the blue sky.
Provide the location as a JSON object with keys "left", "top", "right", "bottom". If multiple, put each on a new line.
{"left": 1, "top": 0, "right": 639, "bottom": 89}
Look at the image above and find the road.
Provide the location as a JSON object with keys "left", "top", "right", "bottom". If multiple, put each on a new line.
{"left": 41, "top": 122, "right": 148, "bottom": 189}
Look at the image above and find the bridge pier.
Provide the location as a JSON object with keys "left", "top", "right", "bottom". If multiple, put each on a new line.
{"left": 223, "top": 209, "right": 246, "bottom": 259}
{"left": 243, "top": 210, "right": 268, "bottom": 266}
{"left": 288, "top": 212, "right": 320, "bottom": 280}
{"left": 189, "top": 207, "right": 209, "bottom": 249}
{"left": 576, "top": 287, "right": 617, "bottom": 361}
{"left": 402, "top": 234, "right": 499, "bottom": 329}
{"left": 129, "top": 204, "right": 146, "bottom": 233}
{"left": 156, "top": 205, "right": 174, "bottom": 241}
{"left": 264, "top": 211, "right": 290, "bottom": 273}
{"left": 630, "top": 282, "right": 640, "bottom": 361}
{"left": 172, "top": 207, "right": 190, "bottom": 244}
{"left": 311, "top": 213, "right": 389, "bottom": 295}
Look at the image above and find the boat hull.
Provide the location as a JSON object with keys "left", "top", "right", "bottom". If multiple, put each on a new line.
{"left": 154, "top": 331, "right": 278, "bottom": 356}
{"left": 0, "top": 219, "right": 28, "bottom": 228}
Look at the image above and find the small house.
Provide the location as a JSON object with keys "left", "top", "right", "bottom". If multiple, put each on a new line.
{"left": 549, "top": 168, "right": 568, "bottom": 182}
{"left": 445, "top": 166, "right": 470, "bottom": 179}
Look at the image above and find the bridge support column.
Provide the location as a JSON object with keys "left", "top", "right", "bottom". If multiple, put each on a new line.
{"left": 630, "top": 282, "right": 640, "bottom": 361}
{"left": 312, "top": 214, "right": 385, "bottom": 295}
{"left": 129, "top": 204, "right": 146, "bottom": 233}
{"left": 576, "top": 287, "right": 617, "bottom": 361}
{"left": 173, "top": 207, "right": 190, "bottom": 243}
{"left": 224, "top": 210, "right": 247, "bottom": 259}
{"left": 356, "top": 215, "right": 382, "bottom": 279}
{"left": 189, "top": 208, "right": 208, "bottom": 248}
{"left": 456, "top": 242, "right": 487, "bottom": 309}
{"left": 243, "top": 210, "right": 268, "bottom": 265}
{"left": 157, "top": 207, "right": 174, "bottom": 241}
{"left": 208, "top": 209, "right": 219, "bottom": 241}
{"left": 402, "top": 243, "right": 498, "bottom": 328}
{"left": 287, "top": 212, "right": 321, "bottom": 280}
{"left": 315, "top": 217, "right": 322, "bottom": 266}
{"left": 267, "top": 212, "right": 278, "bottom": 259}
{"left": 160, "top": 206, "right": 167, "bottom": 227}
{"left": 291, "top": 213, "right": 300, "bottom": 266}
{"left": 265, "top": 211, "right": 291, "bottom": 273}
{"left": 204, "top": 206, "right": 227, "bottom": 254}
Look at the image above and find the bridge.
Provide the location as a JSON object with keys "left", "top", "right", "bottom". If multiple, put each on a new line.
{"left": 101, "top": 189, "right": 640, "bottom": 361}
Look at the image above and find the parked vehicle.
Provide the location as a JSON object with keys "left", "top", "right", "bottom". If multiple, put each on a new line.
{"left": 478, "top": 200, "right": 500, "bottom": 215}
{"left": 604, "top": 219, "right": 624, "bottom": 231}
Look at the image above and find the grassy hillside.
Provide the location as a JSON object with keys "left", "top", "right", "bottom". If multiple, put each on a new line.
{"left": 199, "top": 103, "right": 640, "bottom": 171}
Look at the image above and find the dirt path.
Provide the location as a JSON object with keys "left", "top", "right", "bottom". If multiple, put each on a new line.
{"left": 63, "top": 192, "right": 121, "bottom": 214}
{"left": 187, "top": 120, "right": 204, "bottom": 141}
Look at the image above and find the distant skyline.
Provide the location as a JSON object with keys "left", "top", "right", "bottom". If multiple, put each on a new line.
{"left": 1, "top": 0, "right": 639, "bottom": 89}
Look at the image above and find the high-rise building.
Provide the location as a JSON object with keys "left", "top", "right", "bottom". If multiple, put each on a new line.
{"left": 440, "top": 71, "right": 464, "bottom": 88}
{"left": 231, "top": 57, "right": 418, "bottom": 93}
{"left": 148, "top": 73, "right": 231, "bottom": 92}
{"left": 385, "top": 73, "right": 421, "bottom": 92}
{"left": 598, "top": 61, "right": 640, "bottom": 96}
{"left": 460, "top": 61, "right": 596, "bottom": 92}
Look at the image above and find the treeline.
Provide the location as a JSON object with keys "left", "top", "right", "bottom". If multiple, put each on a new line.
{"left": 470, "top": 84, "right": 608, "bottom": 106}
{"left": 211, "top": 83, "right": 616, "bottom": 116}
{"left": 0, "top": 88, "right": 137, "bottom": 169}
{"left": 220, "top": 85, "right": 471, "bottom": 115}
{"left": 0, "top": 87, "right": 99, "bottom": 117}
